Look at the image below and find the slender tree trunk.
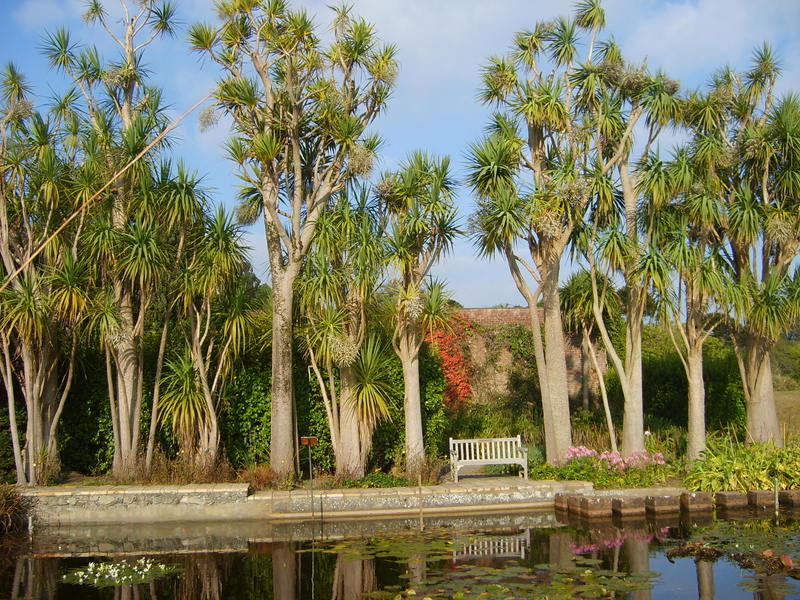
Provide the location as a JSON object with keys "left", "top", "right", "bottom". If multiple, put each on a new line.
{"left": 270, "top": 272, "right": 298, "bottom": 477}
{"left": 581, "top": 334, "right": 590, "bottom": 411}
{"left": 686, "top": 343, "right": 706, "bottom": 461}
{"left": 744, "top": 342, "right": 782, "bottom": 445}
{"left": 586, "top": 330, "right": 617, "bottom": 453}
{"left": 399, "top": 325, "right": 425, "bottom": 477}
{"left": 145, "top": 315, "right": 171, "bottom": 472}
{"left": 336, "top": 366, "right": 364, "bottom": 478}
{"left": 1, "top": 336, "right": 26, "bottom": 483}
{"left": 541, "top": 263, "right": 572, "bottom": 464}
{"left": 505, "top": 250, "right": 554, "bottom": 461}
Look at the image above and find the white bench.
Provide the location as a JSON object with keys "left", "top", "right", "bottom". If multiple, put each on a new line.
{"left": 449, "top": 436, "right": 529, "bottom": 483}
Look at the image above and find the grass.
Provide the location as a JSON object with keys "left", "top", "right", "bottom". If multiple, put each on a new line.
{"left": 776, "top": 390, "right": 800, "bottom": 438}
{"left": 0, "top": 484, "right": 33, "bottom": 535}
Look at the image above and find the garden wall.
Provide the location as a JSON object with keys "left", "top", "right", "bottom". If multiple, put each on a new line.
{"left": 458, "top": 308, "right": 606, "bottom": 403}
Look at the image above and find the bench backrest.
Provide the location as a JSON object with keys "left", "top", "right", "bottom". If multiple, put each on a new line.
{"left": 449, "top": 436, "right": 523, "bottom": 461}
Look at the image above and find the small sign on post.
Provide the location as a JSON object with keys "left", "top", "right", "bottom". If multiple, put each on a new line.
{"left": 300, "top": 436, "right": 318, "bottom": 446}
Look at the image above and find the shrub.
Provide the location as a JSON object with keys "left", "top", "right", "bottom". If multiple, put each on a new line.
{"left": 604, "top": 326, "right": 746, "bottom": 433}
{"left": 530, "top": 446, "right": 673, "bottom": 488}
{"left": 0, "top": 484, "right": 33, "bottom": 535}
{"left": 237, "top": 464, "right": 280, "bottom": 490}
{"left": 684, "top": 435, "right": 800, "bottom": 492}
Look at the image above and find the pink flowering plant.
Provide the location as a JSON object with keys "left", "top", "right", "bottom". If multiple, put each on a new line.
{"left": 532, "top": 445, "right": 672, "bottom": 487}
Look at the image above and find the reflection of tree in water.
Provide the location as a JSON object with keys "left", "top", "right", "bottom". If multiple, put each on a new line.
{"left": 332, "top": 555, "right": 376, "bottom": 600}
{"left": 624, "top": 538, "right": 651, "bottom": 600}
{"left": 177, "top": 553, "right": 232, "bottom": 600}
{"left": 754, "top": 574, "right": 787, "bottom": 600}
{"left": 272, "top": 542, "right": 296, "bottom": 600}
{"left": 10, "top": 556, "right": 60, "bottom": 600}
{"left": 696, "top": 559, "right": 714, "bottom": 600}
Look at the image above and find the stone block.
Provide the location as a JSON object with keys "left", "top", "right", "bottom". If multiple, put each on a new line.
{"left": 612, "top": 496, "right": 645, "bottom": 517}
{"left": 567, "top": 494, "right": 583, "bottom": 515}
{"left": 554, "top": 492, "right": 569, "bottom": 511}
{"left": 779, "top": 490, "right": 800, "bottom": 508}
{"left": 715, "top": 491, "right": 748, "bottom": 509}
{"left": 579, "top": 496, "right": 613, "bottom": 518}
{"left": 748, "top": 490, "right": 776, "bottom": 509}
{"left": 680, "top": 492, "right": 713, "bottom": 512}
{"left": 645, "top": 495, "right": 680, "bottom": 514}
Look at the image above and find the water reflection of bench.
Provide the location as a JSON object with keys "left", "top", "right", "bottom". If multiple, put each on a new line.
{"left": 453, "top": 532, "right": 529, "bottom": 561}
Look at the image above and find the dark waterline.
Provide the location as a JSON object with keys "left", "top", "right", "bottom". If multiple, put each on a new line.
{"left": 3, "top": 511, "right": 799, "bottom": 599}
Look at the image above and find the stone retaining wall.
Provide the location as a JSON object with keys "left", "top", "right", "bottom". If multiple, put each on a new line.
{"left": 20, "top": 480, "right": 593, "bottom": 525}
{"left": 20, "top": 484, "right": 251, "bottom": 525}
{"left": 260, "top": 480, "right": 592, "bottom": 519}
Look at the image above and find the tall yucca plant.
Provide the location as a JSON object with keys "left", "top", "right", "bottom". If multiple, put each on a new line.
{"left": 298, "top": 186, "right": 390, "bottom": 478}
{"left": 685, "top": 47, "right": 800, "bottom": 445}
{"left": 190, "top": 2, "right": 397, "bottom": 478}
{"left": 0, "top": 64, "right": 87, "bottom": 485}
{"left": 382, "top": 152, "right": 460, "bottom": 477}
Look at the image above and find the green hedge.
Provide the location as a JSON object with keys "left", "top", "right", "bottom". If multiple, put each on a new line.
{"left": 606, "top": 326, "right": 746, "bottom": 431}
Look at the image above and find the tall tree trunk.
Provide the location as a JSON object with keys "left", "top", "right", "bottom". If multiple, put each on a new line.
{"left": 686, "top": 343, "right": 706, "bottom": 461}
{"left": 621, "top": 315, "right": 645, "bottom": 456}
{"left": 619, "top": 162, "right": 645, "bottom": 457}
{"left": 744, "top": 342, "right": 782, "bottom": 445}
{"left": 112, "top": 285, "right": 141, "bottom": 479}
{"left": 541, "top": 263, "right": 572, "bottom": 464}
{"left": 145, "top": 314, "right": 171, "bottom": 472}
{"left": 399, "top": 326, "right": 425, "bottom": 477}
{"left": 270, "top": 272, "right": 298, "bottom": 477}
{"left": 337, "top": 366, "right": 364, "bottom": 478}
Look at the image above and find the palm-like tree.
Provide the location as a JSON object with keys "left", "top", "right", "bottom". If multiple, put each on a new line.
{"left": 685, "top": 46, "right": 800, "bottom": 444}
{"left": 144, "top": 161, "right": 208, "bottom": 472}
{"left": 42, "top": 0, "right": 182, "bottom": 477}
{"left": 0, "top": 66, "right": 88, "bottom": 484}
{"left": 577, "top": 61, "right": 681, "bottom": 459}
{"left": 190, "top": 2, "right": 397, "bottom": 477}
{"left": 645, "top": 147, "right": 729, "bottom": 460}
{"left": 298, "top": 188, "right": 392, "bottom": 478}
{"left": 165, "top": 207, "right": 253, "bottom": 468}
{"left": 380, "top": 152, "right": 459, "bottom": 477}
{"left": 560, "top": 270, "right": 620, "bottom": 452}
{"left": 467, "top": 0, "right": 674, "bottom": 463}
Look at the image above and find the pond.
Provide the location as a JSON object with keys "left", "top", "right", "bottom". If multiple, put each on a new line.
{"left": 3, "top": 511, "right": 799, "bottom": 599}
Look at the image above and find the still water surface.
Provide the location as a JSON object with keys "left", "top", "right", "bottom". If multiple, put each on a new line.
{"left": 2, "top": 512, "right": 798, "bottom": 599}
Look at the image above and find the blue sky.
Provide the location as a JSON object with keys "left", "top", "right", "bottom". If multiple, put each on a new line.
{"left": 2, "top": 0, "right": 799, "bottom": 307}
